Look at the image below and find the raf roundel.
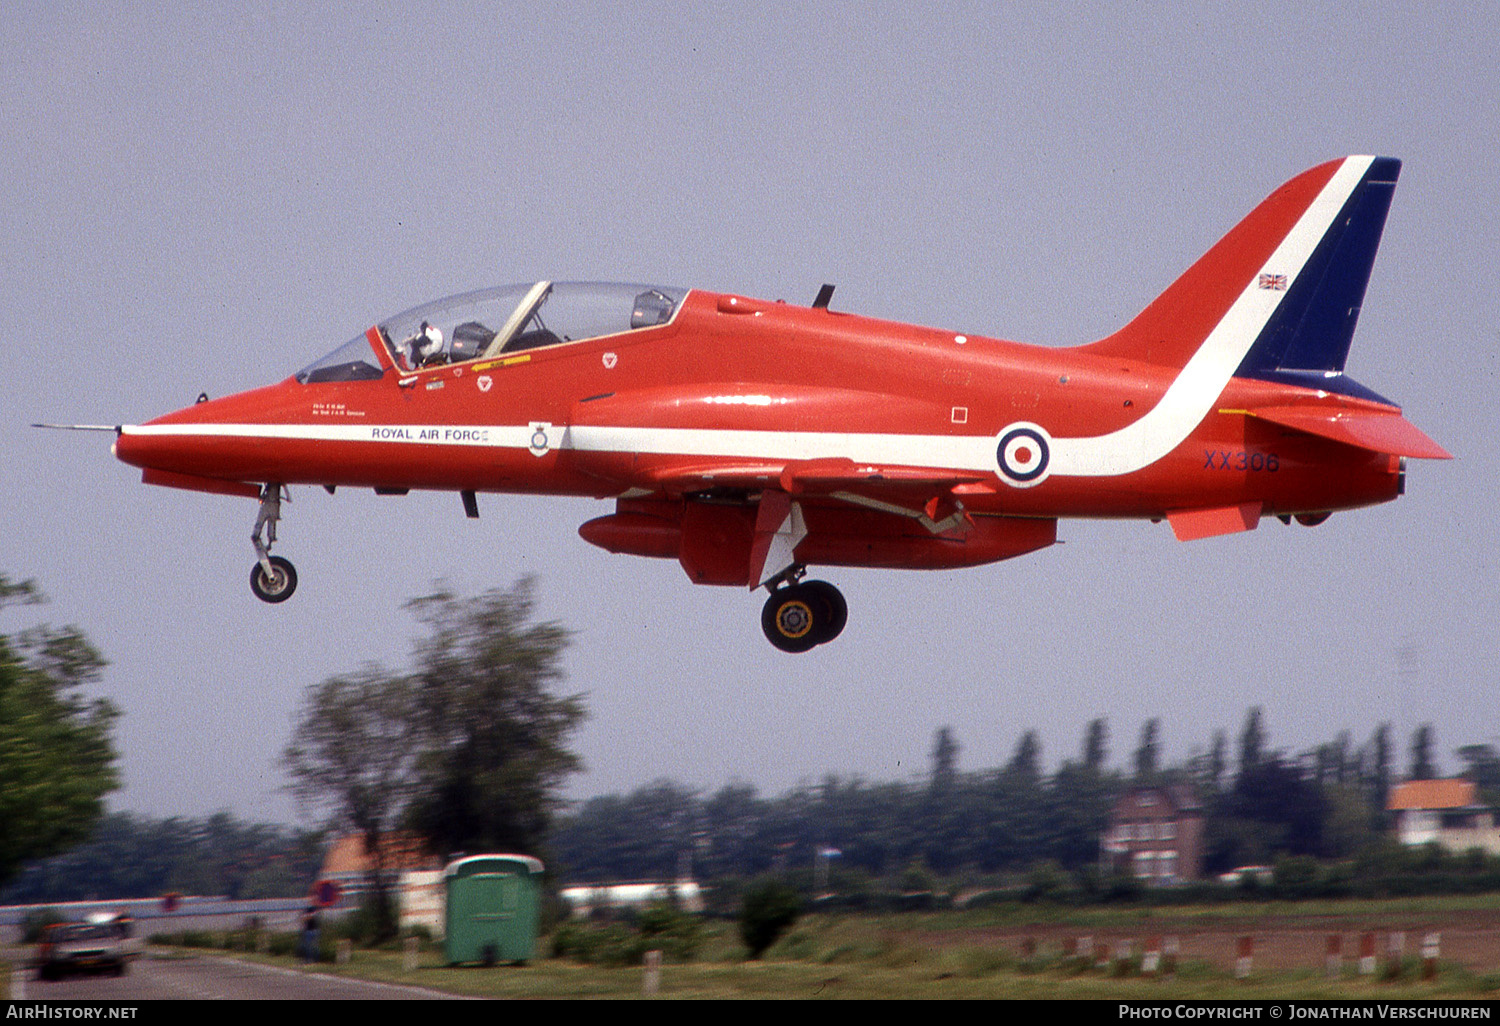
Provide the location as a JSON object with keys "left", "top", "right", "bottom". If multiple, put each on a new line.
{"left": 995, "top": 422, "right": 1052, "bottom": 488}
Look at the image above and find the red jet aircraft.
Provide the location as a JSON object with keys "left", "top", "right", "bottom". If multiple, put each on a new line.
{"left": 76, "top": 155, "right": 1447, "bottom": 651}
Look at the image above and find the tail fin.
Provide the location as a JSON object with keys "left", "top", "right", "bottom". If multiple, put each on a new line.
{"left": 1085, "top": 156, "right": 1400, "bottom": 402}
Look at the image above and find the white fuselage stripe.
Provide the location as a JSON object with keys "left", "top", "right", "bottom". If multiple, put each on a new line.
{"left": 121, "top": 421, "right": 1000, "bottom": 468}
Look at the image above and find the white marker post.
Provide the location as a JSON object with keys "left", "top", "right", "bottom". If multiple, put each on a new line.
{"left": 643, "top": 949, "right": 662, "bottom": 996}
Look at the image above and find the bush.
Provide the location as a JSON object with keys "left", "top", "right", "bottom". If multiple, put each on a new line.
{"left": 1023, "top": 860, "right": 1072, "bottom": 904}
{"left": 636, "top": 901, "right": 702, "bottom": 962}
{"left": 549, "top": 921, "right": 648, "bottom": 967}
{"left": 739, "top": 877, "right": 800, "bottom": 959}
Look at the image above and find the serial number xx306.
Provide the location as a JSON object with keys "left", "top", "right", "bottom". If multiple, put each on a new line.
{"left": 1204, "top": 450, "right": 1280, "bottom": 471}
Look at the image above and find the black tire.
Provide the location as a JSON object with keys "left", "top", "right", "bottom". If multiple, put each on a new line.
{"left": 802, "top": 580, "right": 848, "bottom": 645}
{"left": 761, "top": 585, "right": 820, "bottom": 653}
{"left": 250, "top": 556, "right": 298, "bottom": 603}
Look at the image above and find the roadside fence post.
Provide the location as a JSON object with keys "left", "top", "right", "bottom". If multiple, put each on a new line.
{"left": 1421, "top": 932, "right": 1439, "bottom": 981}
{"left": 1142, "top": 935, "right": 1160, "bottom": 976}
{"left": 1385, "top": 931, "right": 1405, "bottom": 979}
{"left": 643, "top": 949, "right": 662, "bottom": 996}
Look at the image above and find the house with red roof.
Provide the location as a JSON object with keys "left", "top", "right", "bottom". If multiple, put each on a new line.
{"left": 1387, "top": 779, "right": 1500, "bottom": 855}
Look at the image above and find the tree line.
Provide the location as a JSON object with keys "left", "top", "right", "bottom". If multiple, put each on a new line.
{"left": 550, "top": 715, "right": 1500, "bottom": 887}
{"left": 10, "top": 566, "right": 1500, "bottom": 911}
{"left": 0, "top": 811, "right": 325, "bottom": 906}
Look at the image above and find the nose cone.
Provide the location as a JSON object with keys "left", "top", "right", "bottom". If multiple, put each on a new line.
{"left": 114, "top": 380, "right": 300, "bottom": 492}
{"left": 113, "top": 397, "right": 219, "bottom": 473}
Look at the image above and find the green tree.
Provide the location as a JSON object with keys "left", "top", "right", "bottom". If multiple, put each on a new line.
{"left": 1007, "top": 730, "right": 1042, "bottom": 783}
{"left": 700, "top": 781, "right": 767, "bottom": 877}
{"left": 1207, "top": 729, "right": 1227, "bottom": 794}
{"left": 1046, "top": 759, "right": 1118, "bottom": 869}
{"left": 1082, "top": 718, "right": 1109, "bottom": 772}
{"left": 1134, "top": 719, "right": 1160, "bottom": 781}
{"left": 282, "top": 666, "right": 420, "bottom": 940}
{"left": 929, "top": 727, "right": 959, "bottom": 796}
{"left": 1207, "top": 753, "right": 1326, "bottom": 871}
{"left": 739, "top": 877, "right": 800, "bottom": 958}
{"left": 1237, "top": 707, "right": 1266, "bottom": 779}
{"left": 1456, "top": 744, "right": 1500, "bottom": 805}
{"left": 283, "top": 578, "right": 584, "bottom": 940}
{"left": 1369, "top": 722, "right": 1393, "bottom": 820}
{"left": 403, "top": 579, "right": 585, "bottom": 856}
{"left": 1408, "top": 723, "right": 1437, "bottom": 780}
{"left": 0, "top": 575, "right": 119, "bottom": 886}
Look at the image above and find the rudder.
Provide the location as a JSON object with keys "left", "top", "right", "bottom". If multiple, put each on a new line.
{"left": 1233, "top": 157, "right": 1400, "bottom": 401}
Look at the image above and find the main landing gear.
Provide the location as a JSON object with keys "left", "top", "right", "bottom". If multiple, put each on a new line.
{"left": 760, "top": 568, "right": 847, "bottom": 653}
{"left": 250, "top": 484, "right": 297, "bottom": 603}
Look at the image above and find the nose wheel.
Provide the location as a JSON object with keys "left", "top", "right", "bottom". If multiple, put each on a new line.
{"left": 761, "top": 579, "right": 847, "bottom": 652}
{"left": 249, "top": 483, "right": 298, "bottom": 603}
{"left": 250, "top": 555, "right": 298, "bottom": 603}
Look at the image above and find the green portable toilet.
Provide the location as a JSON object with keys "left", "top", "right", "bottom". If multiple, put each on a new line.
{"left": 443, "top": 854, "right": 544, "bottom": 965}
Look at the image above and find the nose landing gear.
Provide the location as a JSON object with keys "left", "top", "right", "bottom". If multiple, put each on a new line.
{"left": 250, "top": 484, "right": 297, "bottom": 603}
{"left": 760, "top": 569, "right": 847, "bottom": 653}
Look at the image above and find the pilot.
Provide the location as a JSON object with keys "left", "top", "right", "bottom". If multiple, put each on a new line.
{"left": 407, "top": 321, "right": 445, "bottom": 367}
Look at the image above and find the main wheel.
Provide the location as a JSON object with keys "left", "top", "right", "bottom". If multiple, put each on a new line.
{"left": 761, "top": 581, "right": 848, "bottom": 652}
{"left": 250, "top": 555, "right": 298, "bottom": 603}
{"left": 762, "top": 585, "right": 820, "bottom": 653}
{"left": 802, "top": 580, "right": 848, "bottom": 645}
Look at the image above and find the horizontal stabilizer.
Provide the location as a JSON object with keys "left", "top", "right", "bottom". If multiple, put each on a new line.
{"left": 1247, "top": 406, "right": 1451, "bottom": 459}
{"left": 1167, "top": 502, "right": 1262, "bottom": 542}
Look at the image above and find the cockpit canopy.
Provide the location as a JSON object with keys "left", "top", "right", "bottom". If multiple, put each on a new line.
{"left": 296, "top": 281, "right": 688, "bottom": 384}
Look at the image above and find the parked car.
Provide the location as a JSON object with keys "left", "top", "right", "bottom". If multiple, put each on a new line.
{"left": 35, "top": 917, "right": 139, "bottom": 980}
{"left": 1218, "top": 865, "right": 1274, "bottom": 886}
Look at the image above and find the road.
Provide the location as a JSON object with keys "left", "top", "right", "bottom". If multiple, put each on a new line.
{"left": 12, "top": 951, "right": 465, "bottom": 1001}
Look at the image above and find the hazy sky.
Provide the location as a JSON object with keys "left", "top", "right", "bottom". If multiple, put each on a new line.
{"left": 2, "top": 3, "right": 1495, "bottom": 826}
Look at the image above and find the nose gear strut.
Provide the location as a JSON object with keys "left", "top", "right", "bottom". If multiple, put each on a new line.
{"left": 249, "top": 484, "right": 297, "bottom": 603}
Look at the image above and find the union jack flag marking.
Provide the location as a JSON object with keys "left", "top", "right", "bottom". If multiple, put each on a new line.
{"left": 1258, "top": 273, "right": 1288, "bottom": 291}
